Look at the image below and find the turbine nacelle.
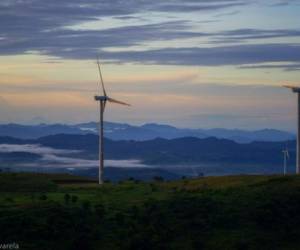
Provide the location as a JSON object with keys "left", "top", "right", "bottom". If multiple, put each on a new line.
{"left": 282, "top": 149, "right": 290, "bottom": 158}
{"left": 94, "top": 95, "right": 130, "bottom": 106}
{"left": 94, "top": 95, "right": 108, "bottom": 101}
{"left": 283, "top": 84, "right": 300, "bottom": 93}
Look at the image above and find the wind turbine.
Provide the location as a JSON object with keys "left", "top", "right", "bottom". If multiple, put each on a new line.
{"left": 282, "top": 148, "right": 289, "bottom": 176}
{"left": 95, "top": 58, "right": 130, "bottom": 184}
{"left": 283, "top": 84, "right": 300, "bottom": 174}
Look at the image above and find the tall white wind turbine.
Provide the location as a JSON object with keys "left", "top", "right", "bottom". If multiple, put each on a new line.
{"left": 282, "top": 148, "right": 289, "bottom": 176}
{"left": 283, "top": 84, "right": 300, "bottom": 174}
{"left": 95, "top": 58, "right": 130, "bottom": 184}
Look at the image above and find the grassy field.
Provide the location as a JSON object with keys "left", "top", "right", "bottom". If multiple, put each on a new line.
{"left": 1, "top": 173, "right": 300, "bottom": 250}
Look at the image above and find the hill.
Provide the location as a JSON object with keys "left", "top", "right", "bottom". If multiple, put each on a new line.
{"left": 1, "top": 173, "right": 300, "bottom": 249}
{"left": 1, "top": 134, "right": 294, "bottom": 165}
{"left": 0, "top": 122, "right": 294, "bottom": 143}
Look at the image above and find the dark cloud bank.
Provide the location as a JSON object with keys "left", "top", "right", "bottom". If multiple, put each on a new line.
{"left": 0, "top": 0, "right": 300, "bottom": 70}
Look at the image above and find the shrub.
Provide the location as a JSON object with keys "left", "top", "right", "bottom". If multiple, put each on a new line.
{"left": 39, "top": 194, "right": 47, "bottom": 201}
{"left": 150, "top": 183, "right": 158, "bottom": 192}
{"left": 5, "top": 197, "right": 14, "bottom": 203}
{"left": 82, "top": 200, "right": 91, "bottom": 211}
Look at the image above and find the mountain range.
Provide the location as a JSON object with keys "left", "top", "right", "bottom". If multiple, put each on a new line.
{"left": 0, "top": 122, "right": 295, "bottom": 143}
{"left": 0, "top": 134, "right": 295, "bottom": 166}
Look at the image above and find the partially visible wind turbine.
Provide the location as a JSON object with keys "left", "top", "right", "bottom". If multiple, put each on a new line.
{"left": 283, "top": 84, "right": 300, "bottom": 174}
{"left": 282, "top": 148, "right": 289, "bottom": 176}
{"left": 95, "top": 57, "right": 130, "bottom": 184}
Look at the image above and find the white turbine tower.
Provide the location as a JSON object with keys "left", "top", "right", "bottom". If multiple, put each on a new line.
{"left": 95, "top": 58, "right": 130, "bottom": 184}
{"left": 282, "top": 149, "right": 289, "bottom": 176}
{"left": 284, "top": 84, "right": 300, "bottom": 174}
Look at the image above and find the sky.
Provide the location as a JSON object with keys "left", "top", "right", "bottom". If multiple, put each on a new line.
{"left": 0, "top": 0, "right": 300, "bottom": 131}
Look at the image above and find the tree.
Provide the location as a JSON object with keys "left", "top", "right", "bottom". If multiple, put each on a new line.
{"left": 64, "top": 193, "right": 71, "bottom": 205}
{"left": 71, "top": 195, "right": 78, "bottom": 204}
{"left": 94, "top": 204, "right": 105, "bottom": 219}
{"left": 153, "top": 176, "right": 164, "bottom": 182}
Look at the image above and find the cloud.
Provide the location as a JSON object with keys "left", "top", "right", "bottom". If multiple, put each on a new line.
{"left": 97, "top": 43, "right": 300, "bottom": 66}
{"left": 270, "top": 0, "right": 300, "bottom": 6}
{"left": 2, "top": 16, "right": 300, "bottom": 68}
{"left": 212, "top": 29, "right": 300, "bottom": 44}
{"left": 0, "top": 0, "right": 299, "bottom": 69}
{"left": 0, "top": 21, "right": 207, "bottom": 56}
{"left": 154, "top": 1, "right": 246, "bottom": 12}
{"left": 0, "top": 144, "right": 80, "bottom": 155}
{"left": 0, "top": 143, "right": 147, "bottom": 168}
{"left": 0, "top": 0, "right": 245, "bottom": 38}
{"left": 239, "top": 63, "right": 300, "bottom": 71}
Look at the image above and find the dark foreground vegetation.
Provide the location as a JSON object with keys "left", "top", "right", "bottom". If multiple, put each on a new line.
{"left": 1, "top": 173, "right": 300, "bottom": 250}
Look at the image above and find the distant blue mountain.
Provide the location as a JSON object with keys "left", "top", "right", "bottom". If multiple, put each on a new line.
{"left": 0, "top": 134, "right": 295, "bottom": 165}
{"left": 0, "top": 122, "right": 295, "bottom": 143}
{"left": 0, "top": 123, "right": 82, "bottom": 139}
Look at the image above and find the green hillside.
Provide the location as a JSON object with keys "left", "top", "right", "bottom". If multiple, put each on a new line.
{"left": 1, "top": 173, "right": 300, "bottom": 250}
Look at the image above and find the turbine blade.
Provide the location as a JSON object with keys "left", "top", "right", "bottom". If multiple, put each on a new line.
{"left": 97, "top": 57, "right": 107, "bottom": 96}
{"left": 283, "top": 84, "right": 295, "bottom": 89}
{"left": 283, "top": 84, "right": 300, "bottom": 92}
{"left": 107, "top": 97, "right": 130, "bottom": 106}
